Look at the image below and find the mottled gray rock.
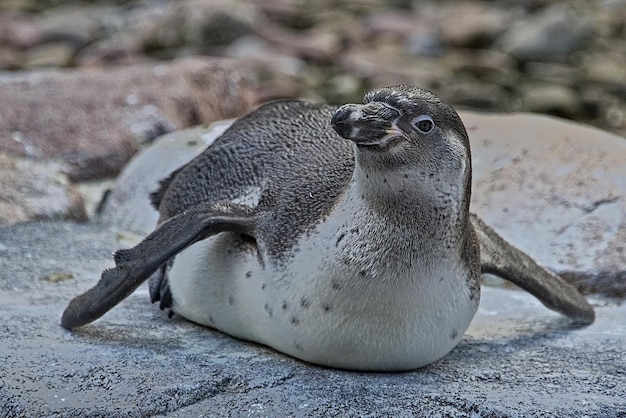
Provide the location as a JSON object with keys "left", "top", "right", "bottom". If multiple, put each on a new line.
{"left": 0, "top": 153, "right": 86, "bottom": 224}
{"left": 99, "top": 121, "right": 233, "bottom": 234}
{"left": 496, "top": 4, "right": 593, "bottom": 62}
{"left": 467, "top": 111, "right": 626, "bottom": 296}
{"left": 0, "top": 57, "right": 254, "bottom": 181}
{"left": 0, "top": 221, "right": 623, "bottom": 417}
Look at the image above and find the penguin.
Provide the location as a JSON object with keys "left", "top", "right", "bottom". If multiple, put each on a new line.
{"left": 61, "top": 85, "right": 594, "bottom": 371}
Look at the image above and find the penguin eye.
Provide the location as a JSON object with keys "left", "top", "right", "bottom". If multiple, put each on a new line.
{"left": 412, "top": 115, "right": 434, "bottom": 134}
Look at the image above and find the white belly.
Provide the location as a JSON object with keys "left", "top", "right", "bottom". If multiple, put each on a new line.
{"left": 167, "top": 206, "right": 479, "bottom": 371}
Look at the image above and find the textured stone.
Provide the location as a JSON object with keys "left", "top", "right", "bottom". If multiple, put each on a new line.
{"left": 0, "top": 57, "right": 254, "bottom": 181}
{"left": 0, "top": 221, "right": 623, "bottom": 417}
{"left": 99, "top": 122, "right": 233, "bottom": 234}
{"left": 0, "top": 153, "right": 87, "bottom": 224}
{"left": 467, "top": 111, "right": 626, "bottom": 296}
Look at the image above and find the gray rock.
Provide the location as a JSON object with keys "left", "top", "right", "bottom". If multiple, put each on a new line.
{"left": 0, "top": 57, "right": 254, "bottom": 182}
{"left": 520, "top": 83, "right": 583, "bottom": 118}
{"left": 496, "top": 4, "right": 593, "bottom": 62}
{"left": 467, "top": 111, "right": 626, "bottom": 296}
{"left": 0, "top": 153, "right": 87, "bottom": 224}
{"left": 99, "top": 121, "right": 233, "bottom": 234}
{"left": 0, "top": 221, "right": 623, "bottom": 416}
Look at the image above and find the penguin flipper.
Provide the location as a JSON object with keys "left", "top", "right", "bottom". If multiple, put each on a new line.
{"left": 61, "top": 202, "right": 257, "bottom": 330}
{"left": 469, "top": 214, "right": 595, "bottom": 325}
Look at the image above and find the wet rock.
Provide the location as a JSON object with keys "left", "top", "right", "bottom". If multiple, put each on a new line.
{"left": 0, "top": 153, "right": 87, "bottom": 224}
{"left": 465, "top": 111, "right": 626, "bottom": 296}
{"left": 0, "top": 57, "right": 254, "bottom": 182}
{"left": 496, "top": 4, "right": 594, "bottom": 62}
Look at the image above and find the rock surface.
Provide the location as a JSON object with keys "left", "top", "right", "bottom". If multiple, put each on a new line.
{"left": 0, "top": 57, "right": 254, "bottom": 182}
{"left": 0, "top": 221, "right": 624, "bottom": 417}
{"left": 467, "top": 112, "right": 626, "bottom": 296}
{"left": 99, "top": 121, "right": 234, "bottom": 233}
{"left": 0, "top": 153, "right": 86, "bottom": 224}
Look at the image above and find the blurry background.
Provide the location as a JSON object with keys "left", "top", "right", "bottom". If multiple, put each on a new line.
{"left": 1, "top": 0, "right": 625, "bottom": 137}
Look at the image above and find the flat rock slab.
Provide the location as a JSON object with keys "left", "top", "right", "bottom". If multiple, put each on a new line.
{"left": 1, "top": 221, "right": 624, "bottom": 417}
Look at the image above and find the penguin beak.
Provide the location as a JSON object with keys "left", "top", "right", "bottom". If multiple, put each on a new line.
{"left": 331, "top": 102, "right": 407, "bottom": 148}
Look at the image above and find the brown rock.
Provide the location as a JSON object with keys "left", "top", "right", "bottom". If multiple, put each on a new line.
{"left": 0, "top": 57, "right": 255, "bottom": 181}
{"left": 22, "top": 41, "right": 76, "bottom": 68}
{"left": 338, "top": 46, "right": 450, "bottom": 90}
{"left": 437, "top": 2, "right": 511, "bottom": 48}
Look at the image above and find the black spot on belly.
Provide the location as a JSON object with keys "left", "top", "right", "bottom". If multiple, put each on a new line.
{"left": 209, "top": 316, "right": 214, "bottom": 324}
{"left": 245, "top": 271, "right": 252, "bottom": 279}
{"left": 264, "top": 303, "right": 273, "bottom": 318}
{"left": 335, "top": 232, "right": 346, "bottom": 247}
{"left": 322, "top": 303, "right": 332, "bottom": 312}
{"left": 300, "top": 297, "right": 310, "bottom": 308}
{"left": 228, "top": 296, "right": 235, "bottom": 306}
{"left": 451, "top": 329, "right": 458, "bottom": 340}
{"left": 331, "top": 281, "right": 341, "bottom": 291}
{"left": 294, "top": 342, "right": 303, "bottom": 351}
{"left": 261, "top": 283, "right": 266, "bottom": 290}
{"left": 281, "top": 301, "right": 288, "bottom": 311}
{"left": 291, "top": 316, "right": 300, "bottom": 325}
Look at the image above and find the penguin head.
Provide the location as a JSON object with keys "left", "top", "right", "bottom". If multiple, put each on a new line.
{"left": 331, "top": 85, "right": 471, "bottom": 203}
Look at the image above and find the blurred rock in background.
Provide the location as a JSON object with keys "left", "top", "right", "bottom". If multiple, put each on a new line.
{"left": 0, "top": 0, "right": 623, "bottom": 134}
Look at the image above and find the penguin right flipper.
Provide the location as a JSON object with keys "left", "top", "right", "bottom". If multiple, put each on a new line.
{"left": 61, "top": 202, "right": 257, "bottom": 330}
{"left": 470, "top": 214, "right": 595, "bottom": 325}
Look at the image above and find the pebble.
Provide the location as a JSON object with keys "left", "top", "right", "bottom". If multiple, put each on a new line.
{"left": 496, "top": 4, "right": 594, "bottom": 62}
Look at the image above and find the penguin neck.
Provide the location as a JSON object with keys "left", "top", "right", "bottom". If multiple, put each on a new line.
{"left": 350, "top": 153, "right": 471, "bottom": 234}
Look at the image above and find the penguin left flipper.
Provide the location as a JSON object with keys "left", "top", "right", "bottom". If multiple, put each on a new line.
{"left": 469, "top": 214, "right": 595, "bottom": 325}
{"left": 61, "top": 202, "right": 257, "bottom": 330}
